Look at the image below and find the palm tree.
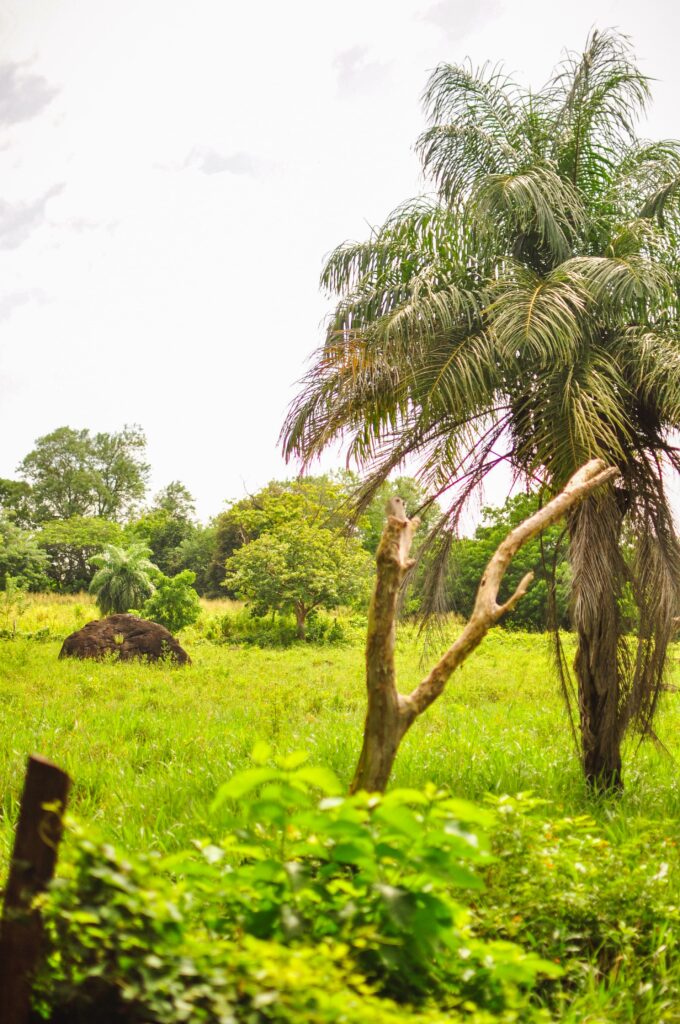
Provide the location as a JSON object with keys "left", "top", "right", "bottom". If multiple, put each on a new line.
{"left": 89, "top": 543, "right": 157, "bottom": 616}
{"left": 283, "top": 30, "right": 680, "bottom": 790}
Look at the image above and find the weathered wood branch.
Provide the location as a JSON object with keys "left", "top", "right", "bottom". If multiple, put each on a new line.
{"left": 350, "top": 459, "right": 618, "bottom": 793}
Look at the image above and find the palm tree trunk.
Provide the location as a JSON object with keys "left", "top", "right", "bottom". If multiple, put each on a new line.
{"left": 569, "top": 493, "right": 625, "bottom": 791}
{"left": 573, "top": 615, "right": 623, "bottom": 789}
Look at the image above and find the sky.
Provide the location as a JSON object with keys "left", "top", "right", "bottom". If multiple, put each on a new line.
{"left": 1, "top": 0, "right": 680, "bottom": 521}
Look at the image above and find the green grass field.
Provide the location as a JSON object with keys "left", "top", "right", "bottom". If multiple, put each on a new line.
{"left": 2, "top": 596, "right": 680, "bottom": 863}
{"left": 3, "top": 596, "right": 680, "bottom": 1021}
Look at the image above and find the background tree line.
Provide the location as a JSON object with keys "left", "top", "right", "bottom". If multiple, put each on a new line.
{"left": 0, "top": 423, "right": 570, "bottom": 630}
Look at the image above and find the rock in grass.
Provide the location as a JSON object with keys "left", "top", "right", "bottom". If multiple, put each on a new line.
{"left": 59, "top": 614, "right": 190, "bottom": 665}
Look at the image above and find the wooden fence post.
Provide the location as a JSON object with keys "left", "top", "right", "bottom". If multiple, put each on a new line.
{"left": 0, "top": 755, "right": 71, "bottom": 1024}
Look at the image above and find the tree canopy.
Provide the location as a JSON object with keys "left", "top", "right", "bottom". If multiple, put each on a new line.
{"left": 89, "top": 542, "right": 157, "bottom": 616}
{"left": 224, "top": 485, "right": 373, "bottom": 638}
{"left": 0, "top": 517, "right": 50, "bottom": 591}
{"left": 37, "top": 516, "right": 123, "bottom": 593}
{"left": 449, "top": 494, "right": 571, "bottom": 631}
{"left": 19, "top": 426, "right": 149, "bottom": 523}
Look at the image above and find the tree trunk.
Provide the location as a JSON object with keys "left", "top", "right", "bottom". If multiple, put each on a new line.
{"left": 569, "top": 493, "right": 625, "bottom": 791}
{"left": 295, "top": 604, "right": 307, "bottom": 640}
{"left": 575, "top": 629, "right": 623, "bottom": 789}
{"left": 350, "top": 513, "right": 415, "bottom": 793}
{"left": 351, "top": 688, "right": 406, "bottom": 793}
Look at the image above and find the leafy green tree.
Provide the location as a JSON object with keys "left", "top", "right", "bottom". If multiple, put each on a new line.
{"left": 210, "top": 475, "right": 358, "bottom": 598}
{"left": 206, "top": 509, "right": 246, "bottom": 597}
{"left": 449, "top": 494, "right": 571, "bottom": 631}
{"left": 89, "top": 543, "right": 157, "bottom": 616}
{"left": 37, "top": 516, "right": 123, "bottom": 592}
{"left": 225, "top": 515, "right": 372, "bottom": 639}
{"left": 283, "top": 31, "right": 680, "bottom": 789}
{"left": 0, "top": 517, "right": 50, "bottom": 591}
{"left": 128, "top": 482, "right": 196, "bottom": 577}
{"left": 170, "top": 525, "right": 216, "bottom": 596}
{"left": 143, "top": 569, "right": 201, "bottom": 633}
{"left": 0, "top": 478, "right": 35, "bottom": 528}
{"left": 19, "top": 425, "right": 149, "bottom": 522}
{"left": 153, "top": 481, "right": 196, "bottom": 520}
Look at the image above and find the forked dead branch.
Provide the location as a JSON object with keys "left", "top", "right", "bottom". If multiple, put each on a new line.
{"left": 351, "top": 459, "right": 618, "bottom": 793}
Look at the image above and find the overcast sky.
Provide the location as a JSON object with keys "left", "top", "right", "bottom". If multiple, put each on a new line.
{"left": 1, "top": 0, "right": 680, "bottom": 520}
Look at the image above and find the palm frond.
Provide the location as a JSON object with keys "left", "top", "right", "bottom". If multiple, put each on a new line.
{"left": 417, "top": 61, "right": 524, "bottom": 197}
{"left": 550, "top": 29, "right": 651, "bottom": 187}
{"left": 489, "top": 264, "right": 589, "bottom": 367}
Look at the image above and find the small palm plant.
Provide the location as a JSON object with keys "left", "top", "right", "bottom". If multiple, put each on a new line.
{"left": 89, "top": 543, "right": 157, "bottom": 616}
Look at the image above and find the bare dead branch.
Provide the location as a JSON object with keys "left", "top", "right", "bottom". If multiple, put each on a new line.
{"left": 350, "top": 459, "right": 618, "bottom": 792}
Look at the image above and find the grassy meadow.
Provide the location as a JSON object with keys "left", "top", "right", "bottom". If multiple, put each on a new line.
{"left": 4, "top": 595, "right": 680, "bottom": 1021}
{"left": 2, "top": 595, "right": 680, "bottom": 858}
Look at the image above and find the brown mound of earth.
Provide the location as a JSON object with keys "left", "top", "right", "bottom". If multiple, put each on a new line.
{"left": 59, "top": 613, "right": 191, "bottom": 665}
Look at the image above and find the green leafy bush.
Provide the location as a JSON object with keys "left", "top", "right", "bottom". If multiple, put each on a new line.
{"left": 475, "top": 795, "right": 680, "bottom": 1014}
{"left": 204, "top": 749, "right": 559, "bottom": 1010}
{"left": 38, "top": 836, "right": 456, "bottom": 1024}
{"left": 203, "top": 608, "right": 349, "bottom": 647}
{"left": 143, "top": 569, "right": 201, "bottom": 633}
{"left": 35, "top": 756, "right": 559, "bottom": 1023}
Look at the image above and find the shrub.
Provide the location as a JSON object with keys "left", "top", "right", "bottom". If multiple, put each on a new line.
{"left": 34, "top": 757, "right": 559, "bottom": 1023}
{"left": 0, "top": 574, "right": 30, "bottom": 636}
{"left": 475, "top": 795, "right": 680, "bottom": 1014}
{"left": 203, "top": 608, "right": 349, "bottom": 647}
{"left": 143, "top": 569, "right": 201, "bottom": 633}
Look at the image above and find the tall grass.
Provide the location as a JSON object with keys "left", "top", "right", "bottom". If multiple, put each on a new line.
{"left": 1, "top": 609, "right": 679, "bottom": 875}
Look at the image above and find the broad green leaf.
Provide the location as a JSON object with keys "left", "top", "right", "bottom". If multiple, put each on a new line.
{"left": 439, "top": 798, "right": 496, "bottom": 828}
{"left": 294, "top": 765, "right": 343, "bottom": 795}
{"left": 210, "top": 768, "right": 280, "bottom": 810}
{"left": 373, "top": 804, "right": 422, "bottom": 839}
{"left": 251, "top": 741, "right": 272, "bottom": 765}
{"left": 278, "top": 750, "right": 310, "bottom": 770}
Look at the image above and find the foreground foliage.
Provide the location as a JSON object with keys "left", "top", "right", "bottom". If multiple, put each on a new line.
{"left": 477, "top": 796, "right": 680, "bottom": 1020}
{"left": 33, "top": 757, "right": 680, "bottom": 1023}
{"left": 35, "top": 758, "right": 558, "bottom": 1023}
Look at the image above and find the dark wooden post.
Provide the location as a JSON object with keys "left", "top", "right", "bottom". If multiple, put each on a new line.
{"left": 0, "top": 755, "right": 71, "bottom": 1024}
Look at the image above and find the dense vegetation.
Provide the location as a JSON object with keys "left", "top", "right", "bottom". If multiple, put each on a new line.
{"left": 0, "top": 425, "right": 575, "bottom": 638}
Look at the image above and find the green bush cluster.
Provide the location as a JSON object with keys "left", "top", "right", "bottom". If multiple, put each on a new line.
{"left": 34, "top": 755, "right": 558, "bottom": 1023}
{"left": 143, "top": 570, "right": 201, "bottom": 634}
{"left": 203, "top": 609, "right": 349, "bottom": 647}
{"left": 475, "top": 795, "right": 680, "bottom": 1018}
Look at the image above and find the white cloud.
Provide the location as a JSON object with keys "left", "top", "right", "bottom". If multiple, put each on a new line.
{"left": 184, "top": 146, "right": 268, "bottom": 176}
{"left": 333, "top": 46, "right": 391, "bottom": 94}
{"left": 0, "top": 287, "right": 48, "bottom": 321}
{"left": 0, "top": 61, "right": 58, "bottom": 126}
{"left": 419, "top": 0, "right": 504, "bottom": 42}
{"left": 0, "top": 185, "right": 63, "bottom": 249}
